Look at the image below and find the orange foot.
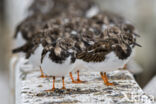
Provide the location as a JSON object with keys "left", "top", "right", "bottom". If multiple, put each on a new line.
{"left": 76, "top": 79, "right": 85, "bottom": 83}
{"left": 70, "top": 72, "right": 77, "bottom": 83}
{"left": 61, "top": 77, "right": 66, "bottom": 89}
{"left": 45, "top": 77, "right": 55, "bottom": 92}
{"left": 40, "top": 74, "right": 48, "bottom": 78}
{"left": 100, "top": 72, "right": 114, "bottom": 86}
{"left": 76, "top": 70, "right": 85, "bottom": 83}
{"left": 39, "top": 67, "right": 47, "bottom": 78}
{"left": 105, "top": 82, "right": 114, "bottom": 86}
{"left": 61, "top": 87, "right": 66, "bottom": 90}
{"left": 69, "top": 71, "right": 85, "bottom": 84}
{"left": 45, "top": 88, "right": 55, "bottom": 92}
{"left": 71, "top": 81, "right": 79, "bottom": 83}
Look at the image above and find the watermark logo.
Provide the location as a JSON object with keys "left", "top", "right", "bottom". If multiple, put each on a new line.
{"left": 120, "top": 92, "right": 155, "bottom": 103}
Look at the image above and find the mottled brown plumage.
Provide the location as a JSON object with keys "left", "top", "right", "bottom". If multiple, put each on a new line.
{"left": 13, "top": 0, "right": 141, "bottom": 64}
{"left": 29, "top": 0, "right": 96, "bottom": 17}
{"left": 13, "top": 0, "right": 97, "bottom": 60}
{"left": 38, "top": 12, "right": 140, "bottom": 63}
{"left": 75, "top": 12, "right": 141, "bottom": 62}
{"left": 12, "top": 0, "right": 142, "bottom": 90}
{"left": 14, "top": 14, "right": 48, "bottom": 40}
{"left": 14, "top": 0, "right": 96, "bottom": 41}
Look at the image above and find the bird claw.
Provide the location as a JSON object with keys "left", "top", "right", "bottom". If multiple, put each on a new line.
{"left": 44, "top": 88, "right": 55, "bottom": 92}
{"left": 105, "top": 82, "right": 114, "bottom": 86}
{"left": 61, "top": 87, "right": 66, "bottom": 90}
{"left": 39, "top": 75, "right": 47, "bottom": 78}
{"left": 72, "top": 79, "right": 86, "bottom": 84}
{"left": 76, "top": 79, "right": 86, "bottom": 83}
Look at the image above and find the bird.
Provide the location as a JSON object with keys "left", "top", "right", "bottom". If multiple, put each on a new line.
{"left": 38, "top": 16, "right": 88, "bottom": 90}
{"left": 12, "top": 0, "right": 141, "bottom": 89}
{"left": 73, "top": 12, "right": 141, "bottom": 86}
{"left": 28, "top": 0, "right": 97, "bottom": 18}
{"left": 40, "top": 37, "right": 76, "bottom": 91}
{"left": 13, "top": 15, "right": 86, "bottom": 90}
{"left": 13, "top": 0, "right": 97, "bottom": 79}
{"left": 13, "top": 13, "right": 48, "bottom": 78}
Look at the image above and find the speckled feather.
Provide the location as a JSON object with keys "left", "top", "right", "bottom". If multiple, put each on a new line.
{"left": 13, "top": 0, "right": 97, "bottom": 60}
{"left": 12, "top": 0, "right": 141, "bottom": 70}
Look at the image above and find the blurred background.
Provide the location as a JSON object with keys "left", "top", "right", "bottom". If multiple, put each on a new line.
{"left": 0, "top": 0, "right": 156, "bottom": 104}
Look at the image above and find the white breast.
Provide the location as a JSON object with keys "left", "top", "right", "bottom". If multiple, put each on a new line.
{"left": 15, "top": 32, "right": 26, "bottom": 48}
{"left": 78, "top": 51, "right": 134, "bottom": 72}
{"left": 72, "top": 59, "right": 88, "bottom": 73}
{"left": 41, "top": 53, "right": 74, "bottom": 77}
{"left": 29, "top": 44, "right": 43, "bottom": 68}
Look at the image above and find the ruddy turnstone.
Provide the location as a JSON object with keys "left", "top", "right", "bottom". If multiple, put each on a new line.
{"left": 68, "top": 12, "right": 128, "bottom": 83}
{"left": 13, "top": 0, "right": 97, "bottom": 79}
{"left": 14, "top": 0, "right": 96, "bottom": 50}
{"left": 13, "top": 31, "right": 47, "bottom": 77}
{"left": 12, "top": 0, "right": 141, "bottom": 89}
{"left": 29, "top": 0, "right": 97, "bottom": 18}
{"left": 73, "top": 12, "right": 141, "bottom": 86}
{"left": 38, "top": 16, "right": 91, "bottom": 89}
{"left": 40, "top": 36, "right": 76, "bottom": 91}
{"left": 13, "top": 13, "right": 48, "bottom": 77}
{"left": 40, "top": 16, "right": 100, "bottom": 83}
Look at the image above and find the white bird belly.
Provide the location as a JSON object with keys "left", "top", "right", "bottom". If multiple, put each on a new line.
{"left": 29, "top": 44, "right": 43, "bottom": 68}
{"left": 82, "top": 52, "right": 132, "bottom": 72}
{"left": 41, "top": 53, "right": 74, "bottom": 77}
{"left": 72, "top": 59, "right": 88, "bottom": 73}
{"left": 15, "top": 32, "right": 26, "bottom": 48}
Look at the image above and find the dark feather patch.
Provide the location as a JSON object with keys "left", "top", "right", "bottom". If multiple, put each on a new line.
{"left": 12, "top": 1, "right": 141, "bottom": 64}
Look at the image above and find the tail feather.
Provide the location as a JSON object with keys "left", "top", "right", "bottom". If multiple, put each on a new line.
{"left": 12, "top": 47, "right": 23, "bottom": 53}
{"left": 12, "top": 43, "right": 32, "bottom": 54}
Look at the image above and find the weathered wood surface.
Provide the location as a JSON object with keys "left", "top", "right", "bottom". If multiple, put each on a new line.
{"left": 13, "top": 56, "right": 154, "bottom": 104}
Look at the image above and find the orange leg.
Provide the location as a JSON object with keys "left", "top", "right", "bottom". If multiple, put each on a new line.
{"left": 45, "top": 76, "right": 55, "bottom": 92}
{"left": 62, "top": 77, "right": 66, "bottom": 89}
{"left": 39, "top": 66, "right": 47, "bottom": 78}
{"left": 76, "top": 70, "right": 84, "bottom": 83}
{"left": 123, "top": 64, "right": 127, "bottom": 70}
{"left": 69, "top": 71, "right": 84, "bottom": 83}
{"left": 69, "top": 72, "right": 77, "bottom": 83}
{"left": 100, "top": 72, "right": 114, "bottom": 86}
